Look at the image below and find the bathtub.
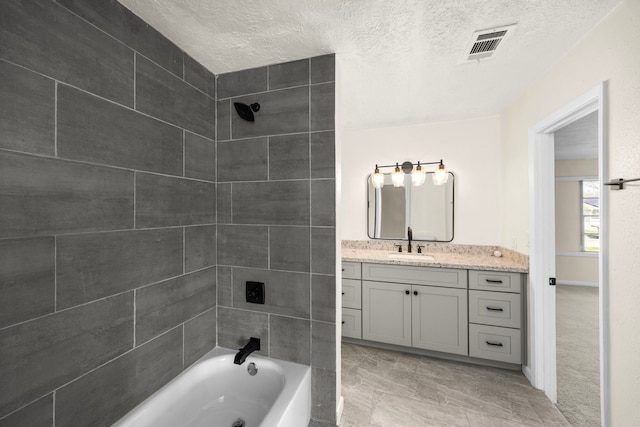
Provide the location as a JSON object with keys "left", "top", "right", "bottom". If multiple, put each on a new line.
{"left": 113, "top": 347, "right": 311, "bottom": 427}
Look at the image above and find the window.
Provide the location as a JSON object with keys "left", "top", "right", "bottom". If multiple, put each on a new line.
{"left": 581, "top": 180, "right": 599, "bottom": 252}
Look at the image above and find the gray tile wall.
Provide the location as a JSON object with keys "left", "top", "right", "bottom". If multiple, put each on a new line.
{"left": 0, "top": 1, "right": 216, "bottom": 425}
{"left": 216, "top": 54, "right": 337, "bottom": 425}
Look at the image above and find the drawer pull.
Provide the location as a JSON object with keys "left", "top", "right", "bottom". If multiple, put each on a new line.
{"left": 486, "top": 306, "right": 504, "bottom": 312}
{"left": 486, "top": 341, "right": 503, "bottom": 347}
{"left": 485, "top": 279, "right": 503, "bottom": 284}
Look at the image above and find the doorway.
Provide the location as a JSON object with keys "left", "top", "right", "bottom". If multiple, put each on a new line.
{"left": 527, "top": 82, "right": 609, "bottom": 426}
{"left": 553, "top": 112, "right": 601, "bottom": 425}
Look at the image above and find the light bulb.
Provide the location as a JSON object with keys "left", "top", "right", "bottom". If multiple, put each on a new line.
{"left": 432, "top": 162, "right": 449, "bottom": 185}
{"left": 372, "top": 166, "right": 385, "bottom": 188}
{"left": 411, "top": 163, "right": 426, "bottom": 186}
{"left": 392, "top": 163, "right": 404, "bottom": 187}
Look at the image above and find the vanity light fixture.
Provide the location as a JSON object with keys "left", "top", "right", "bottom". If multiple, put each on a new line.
{"left": 371, "top": 160, "right": 449, "bottom": 188}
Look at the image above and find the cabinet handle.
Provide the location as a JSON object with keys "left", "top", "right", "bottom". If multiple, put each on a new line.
{"left": 342, "top": 292, "right": 345, "bottom": 295}
{"left": 342, "top": 321, "right": 346, "bottom": 324}
{"left": 485, "top": 279, "right": 503, "bottom": 284}
{"left": 486, "top": 306, "right": 504, "bottom": 312}
{"left": 413, "top": 291, "right": 418, "bottom": 296}
{"left": 486, "top": 341, "right": 503, "bottom": 347}
{"left": 405, "top": 290, "right": 410, "bottom": 295}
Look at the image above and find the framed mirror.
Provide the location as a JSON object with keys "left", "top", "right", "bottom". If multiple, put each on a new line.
{"left": 367, "top": 172, "right": 454, "bottom": 241}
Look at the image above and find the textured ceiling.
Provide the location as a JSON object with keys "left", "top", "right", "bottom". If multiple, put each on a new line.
{"left": 118, "top": 0, "right": 621, "bottom": 130}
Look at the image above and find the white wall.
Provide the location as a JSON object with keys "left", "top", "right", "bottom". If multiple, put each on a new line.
{"left": 500, "top": 0, "right": 640, "bottom": 423}
{"left": 340, "top": 116, "right": 502, "bottom": 245}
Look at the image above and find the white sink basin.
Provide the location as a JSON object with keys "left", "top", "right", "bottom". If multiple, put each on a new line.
{"left": 387, "top": 253, "right": 435, "bottom": 261}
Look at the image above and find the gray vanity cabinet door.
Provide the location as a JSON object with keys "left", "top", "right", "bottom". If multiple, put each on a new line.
{"left": 412, "top": 286, "right": 468, "bottom": 355}
{"left": 362, "top": 281, "right": 412, "bottom": 347}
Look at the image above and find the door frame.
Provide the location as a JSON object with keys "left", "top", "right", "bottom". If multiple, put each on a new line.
{"left": 527, "top": 82, "right": 609, "bottom": 425}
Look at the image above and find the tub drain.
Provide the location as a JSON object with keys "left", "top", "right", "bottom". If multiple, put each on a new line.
{"left": 231, "top": 418, "right": 245, "bottom": 427}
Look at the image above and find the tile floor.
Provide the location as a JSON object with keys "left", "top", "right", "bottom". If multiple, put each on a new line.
{"left": 340, "top": 342, "right": 571, "bottom": 427}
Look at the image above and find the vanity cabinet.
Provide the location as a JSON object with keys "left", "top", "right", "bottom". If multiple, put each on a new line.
{"left": 341, "top": 260, "right": 525, "bottom": 366}
{"left": 362, "top": 263, "right": 468, "bottom": 355}
{"left": 341, "top": 262, "right": 362, "bottom": 339}
{"left": 468, "top": 270, "right": 523, "bottom": 364}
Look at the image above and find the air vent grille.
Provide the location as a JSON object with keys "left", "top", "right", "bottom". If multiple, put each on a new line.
{"left": 462, "top": 24, "right": 516, "bottom": 62}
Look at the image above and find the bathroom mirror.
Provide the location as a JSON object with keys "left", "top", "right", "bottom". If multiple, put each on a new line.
{"left": 367, "top": 172, "right": 454, "bottom": 241}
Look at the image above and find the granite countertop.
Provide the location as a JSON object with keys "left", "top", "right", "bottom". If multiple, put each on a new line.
{"left": 341, "top": 241, "right": 529, "bottom": 273}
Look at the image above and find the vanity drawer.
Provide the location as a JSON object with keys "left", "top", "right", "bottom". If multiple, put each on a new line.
{"left": 363, "top": 263, "right": 467, "bottom": 289}
{"left": 469, "top": 270, "right": 522, "bottom": 293}
{"left": 469, "top": 290, "right": 521, "bottom": 328}
{"left": 342, "top": 262, "right": 362, "bottom": 280}
{"left": 469, "top": 324, "right": 522, "bottom": 364}
{"left": 342, "top": 279, "right": 362, "bottom": 309}
{"left": 342, "top": 308, "right": 362, "bottom": 339}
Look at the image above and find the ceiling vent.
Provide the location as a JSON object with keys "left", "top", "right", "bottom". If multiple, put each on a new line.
{"left": 461, "top": 23, "right": 517, "bottom": 62}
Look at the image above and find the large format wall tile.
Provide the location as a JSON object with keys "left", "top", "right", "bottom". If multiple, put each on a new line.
{"left": 136, "top": 56, "right": 215, "bottom": 139}
{"left": 0, "top": 61, "right": 54, "bottom": 155}
{"left": 270, "top": 226, "right": 310, "bottom": 272}
{"left": 55, "top": 327, "right": 183, "bottom": 427}
{"left": 184, "top": 132, "right": 216, "bottom": 182}
{"left": 268, "top": 133, "right": 310, "bottom": 180}
{"left": 270, "top": 315, "right": 311, "bottom": 364}
{"left": 232, "top": 86, "right": 309, "bottom": 139}
{"left": 232, "top": 268, "right": 311, "bottom": 319}
{"left": 217, "top": 138, "right": 268, "bottom": 182}
{"left": 0, "top": 394, "right": 52, "bottom": 427}
{"left": 57, "top": 0, "right": 183, "bottom": 77}
{"left": 311, "top": 227, "right": 336, "bottom": 275}
{"left": 232, "top": 181, "right": 310, "bottom": 225}
{"left": 0, "top": 0, "right": 134, "bottom": 106}
{"left": 0, "top": 151, "right": 134, "bottom": 238}
{"left": 217, "top": 67, "right": 267, "bottom": 99}
{"left": 217, "top": 307, "right": 269, "bottom": 352}
{"left": 56, "top": 228, "right": 183, "bottom": 309}
{"left": 57, "top": 84, "right": 183, "bottom": 175}
{"left": 136, "top": 267, "right": 216, "bottom": 344}
{"left": 0, "top": 237, "right": 54, "bottom": 329}
{"left": 185, "top": 225, "right": 217, "bottom": 273}
{"left": 311, "top": 131, "right": 335, "bottom": 179}
{"left": 184, "top": 54, "right": 215, "bottom": 96}
{"left": 311, "top": 274, "right": 336, "bottom": 323}
{"left": 310, "top": 83, "right": 335, "bottom": 131}
{"left": 269, "top": 59, "right": 309, "bottom": 90}
{"left": 184, "top": 308, "right": 217, "bottom": 367}
{"left": 0, "top": 293, "right": 133, "bottom": 418}
{"left": 311, "top": 54, "right": 335, "bottom": 84}
{"left": 311, "top": 179, "right": 336, "bottom": 226}
{"left": 217, "top": 99, "right": 231, "bottom": 141}
{"left": 217, "top": 225, "right": 268, "bottom": 268}
{"left": 135, "top": 173, "right": 215, "bottom": 228}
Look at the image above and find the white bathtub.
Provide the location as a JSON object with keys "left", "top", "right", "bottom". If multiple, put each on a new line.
{"left": 113, "top": 347, "right": 311, "bottom": 427}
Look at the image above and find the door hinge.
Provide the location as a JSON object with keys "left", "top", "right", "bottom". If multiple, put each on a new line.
{"left": 549, "top": 277, "right": 556, "bottom": 286}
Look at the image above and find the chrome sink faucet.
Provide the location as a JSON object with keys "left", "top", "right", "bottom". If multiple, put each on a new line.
{"left": 407, "top": 227, "right": 413, "bottom": 253}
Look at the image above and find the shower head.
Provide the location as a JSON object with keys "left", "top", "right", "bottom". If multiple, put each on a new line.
{"left": 233, "top": 102, "right": 261, "bottom": 122}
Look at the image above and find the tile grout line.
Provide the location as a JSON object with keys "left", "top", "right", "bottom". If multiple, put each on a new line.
{"left": 54, "top": 236, "right": 57, "bottom": 312}
{"left": 133, "top": 289, "right": 137, "bottom": 348}
{"left": 133, "top": 171, "right": 137, "bottom": 229}
{"left": 133, "top": 52, "right": 137, "bottom": 110}
{"left": 54, "top": 82, "right": 58, "bottom": 157}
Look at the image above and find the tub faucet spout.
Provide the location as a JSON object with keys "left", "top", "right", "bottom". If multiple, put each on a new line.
{"left": 234, "top": 337, "right": 260, "bottom": 365}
